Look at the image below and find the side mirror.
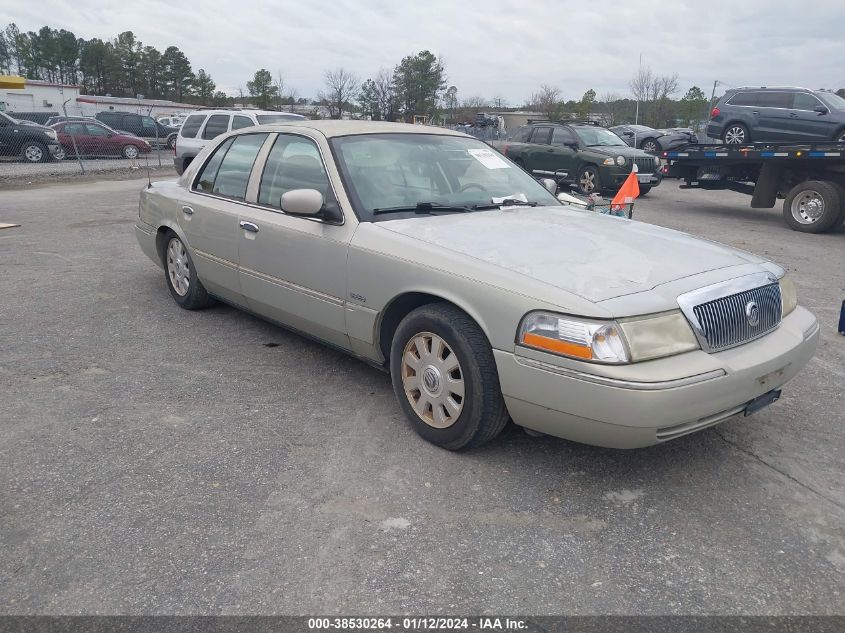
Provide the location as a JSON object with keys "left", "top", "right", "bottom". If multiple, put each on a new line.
{"left": 540, "top": 178, "right": 557, "bottom": 194}
{"left": 814, "top": 105, "right": 829, "bottom": 115}
{"left": 280, "top": 189, "right": 325, "bottom": 216}
{"left": 622, "top": 131, "right": 634, "bottom": 137}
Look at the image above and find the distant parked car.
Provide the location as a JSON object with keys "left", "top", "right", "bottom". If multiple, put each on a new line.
{"left": 707, "top": 87, "right": 845, "bottom": 144}
{"left": 610, "top": 124, "right": 698, "bottom": 153}
{"left": 0, "top": 111, "right": 61, "bottom": 162}
{"left": 51, "top": 121, "right": 151, "bottom": 160}
{"left": 95, "top": 111, "right": 179, "bottom": 149}
{"left": 493, "top": 122, "right": 662, "bottom": 195}
{"left": 174, "top": 109, "right": 306, "bottom": 174}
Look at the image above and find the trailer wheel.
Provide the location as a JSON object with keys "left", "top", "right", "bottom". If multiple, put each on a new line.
{"left": 783, "top": 180, "right": 843, "bottom": 233}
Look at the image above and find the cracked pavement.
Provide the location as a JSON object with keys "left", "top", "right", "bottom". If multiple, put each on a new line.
{"left": 0, "top": 177, "right": 843, "bottom": 614}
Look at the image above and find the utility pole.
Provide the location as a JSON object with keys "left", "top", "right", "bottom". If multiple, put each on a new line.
{"left": 634, "top": 53, "right": 642, "bottom": 147}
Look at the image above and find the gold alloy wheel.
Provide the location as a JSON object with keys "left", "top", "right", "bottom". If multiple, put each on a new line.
{"left": 401, "top": 332, "right": 465, "bottom": 429}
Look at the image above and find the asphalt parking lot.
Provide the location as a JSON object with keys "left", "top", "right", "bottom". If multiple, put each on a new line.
{"left": 1, "top": 177, "right": 843, "bottom": 615}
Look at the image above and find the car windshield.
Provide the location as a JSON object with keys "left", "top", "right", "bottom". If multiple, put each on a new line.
{"left": 256, "top": 114, "right": 303, "bottom": 124}
{"left": 330, "top": 133, "right": 560, "bottom": 221}
{"left": 573, "top": 127, "right": 627, "bottom": 146}
{"left": 818, "top": 92, "right": 845, "bottom": 110}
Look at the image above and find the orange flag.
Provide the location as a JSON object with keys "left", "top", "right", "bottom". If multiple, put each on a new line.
{"left": 611, "top": 166, "right": 640, "bottom": 210}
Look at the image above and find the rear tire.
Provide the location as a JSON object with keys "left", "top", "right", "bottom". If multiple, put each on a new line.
{"left": 390, "top": 303, "right": 509, "bottom": 450}
{"left": 162, "top": 233, "right": 215, "bottom": 309}
{"left": 783, "top": 180, "right": 842, "bottom": 233}
{"left": 723, "top": 123, "right": 750, "bottom": 145}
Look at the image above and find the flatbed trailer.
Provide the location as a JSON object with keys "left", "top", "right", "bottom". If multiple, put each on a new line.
{"left": 663, "top": 142, "right": 845, "bottom": 233}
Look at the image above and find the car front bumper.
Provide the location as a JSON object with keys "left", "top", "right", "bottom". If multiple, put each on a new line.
{"left": 605, "top": 168, "right": 662, "bottom": 189}
{"left": 494, "top": 306, "right": 819, "bottom": 448}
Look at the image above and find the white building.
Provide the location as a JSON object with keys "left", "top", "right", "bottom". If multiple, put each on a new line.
{"left": 73, "top": 94, "right": 199, "bottom": 119}
{"left": 0, "top": 79, "right": 80, "bottom": 115}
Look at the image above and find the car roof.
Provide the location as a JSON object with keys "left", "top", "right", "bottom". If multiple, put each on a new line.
{"left": 245, "top": 120, "right": 468, "bottom": 139}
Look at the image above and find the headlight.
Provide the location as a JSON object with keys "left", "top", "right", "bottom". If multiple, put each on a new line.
{"left": 618, "top": 312, "right": 699, "bottom": 362}
{"left": 779, "top": 274, "right": 797, "bottom": 316}
{"left": 45, "top": 130, "right": 58, "bottom": 140}
{"left": 518, "top": 312, "right": 629, "bottom": 363}
{"left": 615, "top": 155, "right": 626, "bottom": 166}
{"left": 518, "top": 311, "right": 700, "bottom": 364}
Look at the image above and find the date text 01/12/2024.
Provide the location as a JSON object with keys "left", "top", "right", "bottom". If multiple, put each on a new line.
{"left": 307, "top": 617, "right": 528, "bottom": 630}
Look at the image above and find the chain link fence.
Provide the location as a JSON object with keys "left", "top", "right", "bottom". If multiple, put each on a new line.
{"left": 0, "top": 105, "right": 178, "bottom": 185}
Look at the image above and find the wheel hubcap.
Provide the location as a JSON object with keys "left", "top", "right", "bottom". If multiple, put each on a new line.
{"left": 25, "top": 146, "right": 43, "bottom": 161}
{"left": 126, "top": 146, "right": 138, "bottom": 158}
{"left": 401, "top": 332, "right": 464, "bottom": 429}
{"left": 725, "top": 127, "right": 745, "bottom": 144}
{"left": 644, "top": 141, "right": 656, "bottom": 151}
{"left": 580, "top": 170, "right": 596, "bottom": 192}
{"left": 791, "top": 190, "right": 825, "bottom": 224}
{"left": 166, "top": 238, "right": 190, "bottom": 296}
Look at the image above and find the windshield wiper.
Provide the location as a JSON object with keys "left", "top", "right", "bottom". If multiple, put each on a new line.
{"left": 372, "top": 202, "right": 473, "bottom": 216}
{"left": 472, "top": 199, "right": 538, "bottom": 210}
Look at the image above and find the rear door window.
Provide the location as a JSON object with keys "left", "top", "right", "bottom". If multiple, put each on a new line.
{"left": 508, "top": 126, "right": 531, "bottom": 142}
{"left": 757, "top": 92, "right": 792, "bottom": 108}
{"left": 232, "top": 115, "right": 254, "bottom": 130}
{"left": 202, "top": 114, "right": 230, "bottom": 140}
{"left": 530, "top": 127, "right": 552, "bottom": 144}
{"left": 180, "top": 114, "right": 205, "bottom": 138}
{"left": 194, "top": 138, "right": 235, "bottom": 193}
{"left": 210, "top": 133, "right": 269, "bottom": 200}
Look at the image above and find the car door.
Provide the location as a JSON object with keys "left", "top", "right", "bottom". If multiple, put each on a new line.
{"left": 84, "top": 123, "right": 116, "bottom": 155}
{"left": 522, "top": 126, "right": 553, "bottom": 177}
{"left": 755, "top": 91, "right": 793, "bottom": 141}
{"left": 180, "top": 134, "right": 269, "bottom": 305}
{"left": 786, "top": 92, "right": 835, "bottom": 141}
{"left": 63, "top": 122, "right": 93, "bottom": 155}
{"left": 236, "top": 132, "right": 351, "bottom": 350}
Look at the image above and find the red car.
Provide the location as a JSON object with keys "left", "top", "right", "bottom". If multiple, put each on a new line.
{"left": 51, "top": 121, "right": 151, "bottom": 160}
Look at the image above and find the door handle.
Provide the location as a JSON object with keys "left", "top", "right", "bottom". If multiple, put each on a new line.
{"left": 789, "top": 112, "right": 799, "bottom": 117}
{"left": 752, "top": 111, "right": 760, "bottom": 115}
{"left": 181, "top": 205, "right": 194, "bottom": 215}
{"left": 239, "top": 221, "right": 259, "bottom": 233}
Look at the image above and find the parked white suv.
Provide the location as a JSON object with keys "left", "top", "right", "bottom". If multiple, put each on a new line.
{"left": 174, "top": 109, "right": 306, "bottom": 174}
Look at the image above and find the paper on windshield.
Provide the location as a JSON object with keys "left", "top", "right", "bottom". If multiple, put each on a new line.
{"left": 467, "top": 148, "right": 511, "bottom": 169}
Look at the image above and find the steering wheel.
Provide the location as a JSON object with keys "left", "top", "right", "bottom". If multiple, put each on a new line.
{"left": 460, "top": 183, "right": 485, "bottom": 192}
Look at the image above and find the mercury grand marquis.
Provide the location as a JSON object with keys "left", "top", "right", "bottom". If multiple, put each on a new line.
{"left": 134, "top": 121, "right": 819, "bottom": 450}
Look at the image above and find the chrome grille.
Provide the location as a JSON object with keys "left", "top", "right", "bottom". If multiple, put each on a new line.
{"left": 634, "top": 158, "right": 655, "bottom": 173}
{"left": 692, "top": 282, "right": 782, "bottom": 351}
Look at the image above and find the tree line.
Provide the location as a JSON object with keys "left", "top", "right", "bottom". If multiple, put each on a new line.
{"left": 3, "top": 23, "right": 845, "bottom": 127}
{"left": 0, "top": 23, "right": 226, "bottom": 105}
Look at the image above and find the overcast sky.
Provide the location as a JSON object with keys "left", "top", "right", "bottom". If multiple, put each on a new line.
{"left": 3, "top": 0, "right": 844, "bottom": 104}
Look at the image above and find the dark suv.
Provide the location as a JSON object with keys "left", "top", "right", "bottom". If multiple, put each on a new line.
{"left": 707, "top": 87, "right": 845, "bottom": 144}
{"left": 95, "top": 112, "right": 179, "bottom": 148}
{"left": 494, "top": 122, "right": 662, "bottom": 195}
{"left": 0, "top": 111, "right": 62, "bottom": 162}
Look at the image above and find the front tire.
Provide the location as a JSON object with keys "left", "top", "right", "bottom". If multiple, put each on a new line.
{"left": 123, "top": 144, "right": 139, "bottom": 159}
{"left": 783, "top": 180, "right": 842, "bottom": 233}
{"left": 723, "top": 123, "right": 750, "bottom": 145}
{"left": 390, "top": 303, "right": 509, "bottom": 450}
{"left": 639, "top": 186, "right": 652, "bottom": 196}
{"left": 21, "top": 142, "right": 48, "bottom": 163}
{"left": 577, "top": 165, "right": 601, "bottom": 195}
{"left": 163, "top": 233, "right": 215, "bottom": 309}
{"left": 641, "top": 138, "right": 659, "bottom": 153}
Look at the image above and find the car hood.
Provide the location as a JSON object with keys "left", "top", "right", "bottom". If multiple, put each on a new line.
{"left": 375, "top": 206, "right": 766, "bottom": 303}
